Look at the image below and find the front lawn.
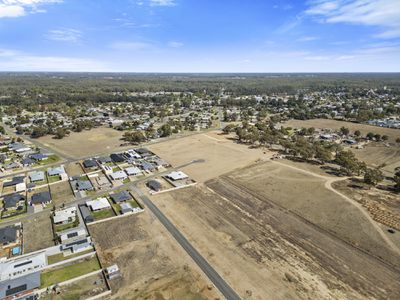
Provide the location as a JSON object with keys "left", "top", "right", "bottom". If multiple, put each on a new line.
{"left": 92, "top": 208, "right": 115, "bottom": 220}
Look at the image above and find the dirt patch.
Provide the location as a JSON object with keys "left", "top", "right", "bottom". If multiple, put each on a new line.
{"left": 65, "top": 162, "right": 85, "bottom": 177}
{"left": 284, "top": 119, "right": 400, "bottom": 143}
{"left": 37, "top": 127, "right": 124, "bottom": 159}
{"left": 150, "top": 166, "right": 400, "bottom": 299}
{"left": 23, "top": 212, "right": 54, "bottom": 253}
{"left": 148, "top": 131, "right": 270, "bottom": 182}
{"left": 88, "top": 212, "right": 221, "bottom": 300}
{"left": 49, "top": 181, "right": 74, "bottom": 207}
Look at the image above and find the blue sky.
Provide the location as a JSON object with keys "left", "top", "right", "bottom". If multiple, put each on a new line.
{"left": 0, "top": 0, "right": 399, "bottom": 72}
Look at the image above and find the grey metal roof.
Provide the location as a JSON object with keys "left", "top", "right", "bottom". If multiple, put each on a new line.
{"left": 110, "top": 191, "right": 132, "bottom": 203}
{"left": 31, "top": 191, "right": 51, "bottom": 205}
{"left": 0, "top": 272, "right": 40, "bottom": 298}
{"left": 3, "top": 193, "right": 25, "bottom": 209}
{"left": 0, "top": 226, "right": 17, "bottom": 244}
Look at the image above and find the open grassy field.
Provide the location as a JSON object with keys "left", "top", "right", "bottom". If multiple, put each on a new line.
{"left": 50, "top": 181, "right": 74, "bottom": 207}
{"left": 23, "top": 212, "right": 54, "bottom": 253}
{"left": 65, "top": 162, "right": 84, "bottom": 177}
{"left": 41, "top": 255, "right": 101, "bottom": 287}
{"left": 284, "top": 119, "right": 400, "bottom": 143}
{"left": 37, "top": 127, "right": 124, "bottom": 159}
{"left": 148, "top": 131, "right": 269, "bottom": 182}
{"left": 88, "top": 211, "right": 221, "bottom": 300}
{"left": 151, "top": 160, "right": 400, "bottom": 300}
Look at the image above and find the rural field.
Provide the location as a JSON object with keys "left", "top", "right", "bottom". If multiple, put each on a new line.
{"left": 88, "top": 212, "right": 221, "bottom": 300}
{"left": 37, "top": 127, "right": 124, "bottom": 159}
{"left": 151, "top": 159, "right": 400, "bottom": 300}
{"left": 149, "top": 131, "right": 269, "bottom": 182}
{"left": 284, "top": 119, "right": 400, "bottom": 142}
{"left": 23, "top": 212, "right": 54, "bottom": 253}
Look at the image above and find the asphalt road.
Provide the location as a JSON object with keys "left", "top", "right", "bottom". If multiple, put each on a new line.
{"left": 133, "top": 185, "right": 242, "bottom": 300}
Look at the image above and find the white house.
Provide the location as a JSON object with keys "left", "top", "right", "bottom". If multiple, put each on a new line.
{"left": 110, "top": 171, "right": 127, "bottom": 181}
{"left": 166, "top": 171, "right": 188, "bottom": 181}
{"left": 0, "top": 252, "right": 46, "bottom": 281}
{"left": 125, "top": 167, "right": 142, "bottom": 176}
{"left": 86, "top": 197, "right": 111, "bottom": 211}
{"left": 53, "top": 206, "right": 77, "bottom": 225}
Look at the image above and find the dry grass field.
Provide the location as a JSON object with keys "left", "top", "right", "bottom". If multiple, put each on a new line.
{"left": 65, "top": 162, "right": 85, "bottom": 177}
{"left": 149, "top": 131, "right": 269, "bottom": 182}
{"left": 284, "top": 119, "right": 400, "bottom": 143}
{"left": 50, "top": 181, "right": 74, "bottom": 207}
{"left": 151, "top": 160, "right": 400, "bottom": 300}
{"left": 352, "top": 143, "right": 400, "bottom": 174}
{"left": 23, "top": 212, "right": 54, "bottom": 253}
{"left": 88, "top": 212, "right": 221, "bottom": 300}
{"left": 38, "top": 127, "right": 124, "bottom": 159}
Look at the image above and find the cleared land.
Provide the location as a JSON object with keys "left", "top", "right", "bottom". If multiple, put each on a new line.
{"left": 50, "top": 181, "right": 74, "bottom": 207}
{"left": 149, "top": 131, "right": 269, "bottom": 182}
{"left": 88, "top": 212, "right": 221, "bottom": 300}
{"left": 37, "top": 127, "right": 124, "bottom": 159}
{"left": 284, "top": 119, "right": 400, "bottom": 143}
{"left": 23, "top": 213, "right": 54, "bottom": 253}
{"left": 151, "top": 161, "right": 400, "bottom": 300}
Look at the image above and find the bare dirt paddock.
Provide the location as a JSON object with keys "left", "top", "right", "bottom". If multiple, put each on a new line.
{"left": 37, "top": 127, "right": 124, "bottom": 159}
{"left": 152, "top": 162, "right": 400, "bottom": 300}
{"left": 88, "top": 212, "right": 221, "bottom": 300}
{"left": 284, "top": 119, "right": 400, "bottom": 143}
{"left": 149, "top": 131, "right": 269, "bottom": 182}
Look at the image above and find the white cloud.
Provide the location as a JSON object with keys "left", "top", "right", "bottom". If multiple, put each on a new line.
{"left": 306, "top": 0, "right": 400, "bottom": 38}
{"left": 149, "top": 0, "right": 176, "bottom": 7}
{"left": 46, "top": 28, "right": 82, "bottom": 43}
{"left": 167, "top": 41, "right": 183, "bottom": 48}
{"left": 0, "top": 0, "right": 62, "bottom": 18}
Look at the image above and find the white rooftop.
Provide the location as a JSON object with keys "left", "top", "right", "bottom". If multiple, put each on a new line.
{"left": 86, "top": 197, "right": 111, "bottom": 211}
{"left": 166, "top": 171, "right": 188, "bottom": 181}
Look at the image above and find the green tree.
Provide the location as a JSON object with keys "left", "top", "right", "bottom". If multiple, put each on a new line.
{"left": 364, "top": 168, "right": 384, "bottom": 186}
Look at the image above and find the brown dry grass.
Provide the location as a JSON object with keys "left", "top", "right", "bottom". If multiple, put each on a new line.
{"left": 50, "top": 181, "right": 74, "bottom": 207}
{"left": 23, "top": 212, "right": 54, "bottom": 253}
{"left": 38, "top": 127, "right": 124, "bottom": 159}
{"left": 149, "top": 131, "right": 270, "bottom": 182}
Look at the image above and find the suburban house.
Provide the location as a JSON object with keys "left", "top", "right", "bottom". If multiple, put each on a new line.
{"left": 125, "top": 167, "right": 142, "bottom": 176}
{"left": 21, "top": 158, "right": 35, "bottom": 167}
{"left": 97, "top": 156, "right": 112, "bottom": 164}
{"left": 0, "top": 252, "right": 46, "bottom": 281}
{"left": 59, "top": 228, "right": 87, "bottom": 243}
{"left": 53, "top": 207, "right": 77, "bottom": 225}
{"left": 141, "top": 161, "right": 156, "bottom": 172}
{"left": 83, "top": 159, "right": 97, "bottom": 169}
{"left": 110, "top": 191, "right": 132, "bottom": 203}
{"left": 146, "top": 180, "right": 162, "bottom": 192}
{"left": 3, "top": 194, "right": 25, "bottom": 211}
{"left": 30, "top": 153, "right": 48, "bottom": 161}
{"left": 135, "top": 148, "right": 152, "bottom": 158}
{"left": 3, "top": 176, "right": 24, "bottom": 188}
{"left": 60, "top": 237, "right": 92, "bottom": 254}
{"left": 166, "top": 171, "right": 188, "bottom": 181}
{"left": 76, "top": 180, "right": 94, "bottom": 191}
{"left": 47, "top": 165, "right": 66, "bottom": 177}
{"left": 30, "top": 192, "right": 52, "bottom": 206}
{"left": 86, "top": 197, "right": 111, "bottom": 211}
{"left": 0, "top": 226, "right": 17, "bottom": 246}
{"left": 8, "top": 143, "right": 31, "bottom": 153}
{"left": 0, "top": 272, "right": 40, "bottom": 299}
{"left": 125, "top": 149, "right": 141, "bottom": 159}
{"left": 120, "top": 202, "right": 134, "bottom": 214}
{"left": 79, "top": 205, "right": 94, "bottom": 224}
{"left": 110, "top": 153, "right": 125, "bottom": 163}
{"left": 110, "top": 171, "right": 127, "bottom": 181}
{"left": 29, "top": 171, "right": 45, "bottom": 183}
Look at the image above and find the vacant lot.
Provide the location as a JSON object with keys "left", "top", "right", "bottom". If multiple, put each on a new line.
{"left": 284, "top": 119, "right": 400, "bottom": 143}
{"left": 23, "top": 212, "right": 54, "bottom": 253}
{"left": 50, "top": 181, "right": 74, "bottom": 207}
{"left": 88, "top": 212, "right": 220, "bottom": 300}
{"left": 149, "top": 131, "right": 269, "bottom": 182}
{"left": 38, "top": 127, "right": 124, "bottom": 159}
{"left": 151, "top": 162, "right": 400, "bottom": 299}
{"left": 65, "top": 162, "right": 85, "bottom": 177}
{"left": 352, "top": 143, "right": 400, "bottom": 174}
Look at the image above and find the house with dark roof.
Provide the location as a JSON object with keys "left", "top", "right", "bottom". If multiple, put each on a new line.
{"left": 97, "top": 156, "right": 112, "bottom": 164}
{"left": 146, "top": 180, "right": 162, "bottom": 192}
{"left": 141, "top": 161, "right": 156, "bottom": 172}
{"left": 79, "top": 205, "right": 94, "bottom": 224}
{"left": 83, "top": 159, "right": 97, "bottom": 169}
{"left": 21, "top": 158, "right": 35, "bottom": 167}
{"left": 0, "top": 226, "right": 17, "bottom": 245}
{"left": 30, "top": 153, "right": 48, "bottom": 161}
{"left": 3, "top": 176, "right": 24, "bottom": 188}
{"left": 3, "top": 194, "right": 25, "bottom": 210}
{"left": 76, "top": 180, "right": 94, "bottom": 191}
{"left": 30, "top": 192, "right": 51, "bottom": 206}
{"left": 135, "top": 148, "right": 152, "bottom": 156}
{"left": 0, "top": 272, "right": 40, "bottom": 299}
{"left": 110, "top": 153, "right": 125, "bottom": 163}
{"left": 110, "top": 191, "right": 132, "bottom": 203}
